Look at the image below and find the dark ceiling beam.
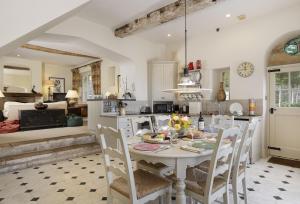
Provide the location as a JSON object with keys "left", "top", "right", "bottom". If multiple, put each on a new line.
{"left": 115, "top": 0, "right": 222, "bottom": 38}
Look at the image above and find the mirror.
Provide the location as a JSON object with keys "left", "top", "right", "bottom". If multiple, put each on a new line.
{"left": 3, "top": 65, "right": 32, "bottom": 93}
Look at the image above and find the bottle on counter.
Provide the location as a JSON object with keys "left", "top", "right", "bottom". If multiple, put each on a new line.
{"left": 198, "top": 112, "right": 205, "bottom": 131}
{"left": 249, "top": 99, "right": 256, "bottom": 116}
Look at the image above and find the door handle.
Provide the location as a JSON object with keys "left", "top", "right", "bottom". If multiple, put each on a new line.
{"left": 269, "top": 107, "right": 277, "bottom": 114}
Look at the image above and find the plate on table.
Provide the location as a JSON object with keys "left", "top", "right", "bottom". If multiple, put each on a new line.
{"left": 188, "top": 141, "right": 216, "bottom": 150}
{"left": 133, "top": 143, "right": 160, "bottom": 151}
{"left": 229, "top": 103, "right": 243, "bottom": 116}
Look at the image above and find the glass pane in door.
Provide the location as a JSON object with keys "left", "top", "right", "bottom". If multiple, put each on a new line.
{"left": 275, "top": 72, "right": 289, "bottom": 107}
{"left": 291, "top": 71, "right": 300, "bottom": 107}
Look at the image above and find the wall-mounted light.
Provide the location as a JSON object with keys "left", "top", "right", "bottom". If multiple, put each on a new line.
{"left": 225, "top": 13, "right": 231, "bottom": 18}
{"left": 167, "top": 33, "right": 172, "bottom": 37}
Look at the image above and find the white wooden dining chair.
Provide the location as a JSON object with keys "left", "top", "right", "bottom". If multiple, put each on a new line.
{"left": 97, "top": 125, "right": 172, "bottom": 204}
{"left": 211, "top": 115, "right": 235, "bottom": 129}
{"left": 154, "top": 115, "right": 171, "bottom": 130}
{"left": 231, "top": 121, "right": 257, "bottom": 204}
{"left": 130, "top": 117, "right": 172, "bottom": 176}
{"left": 131, "top": 117, "right": 153, "bottom": 136}
{"left": 185, "top": 127, "right": 240, "bottom": 204}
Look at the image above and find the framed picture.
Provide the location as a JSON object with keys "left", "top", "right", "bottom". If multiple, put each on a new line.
{"left": 49, "top": 77, "right": 65, "bottom": 93}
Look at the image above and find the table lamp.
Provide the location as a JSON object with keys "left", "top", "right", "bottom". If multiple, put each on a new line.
{"left": 0, "top": 90, "right": 4, "bottom": 98}
{"left": 44, "top": 80, "right": 54, "bottom": 101}
{"left": 66, "top": 90, "right": 79, "bottom": 107}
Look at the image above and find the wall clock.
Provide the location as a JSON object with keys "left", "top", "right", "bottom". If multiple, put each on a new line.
{"left": 237, "top": 62, "right": 254, "bottom": 78}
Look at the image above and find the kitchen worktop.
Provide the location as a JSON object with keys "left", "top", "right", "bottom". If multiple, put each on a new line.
{"left": 100, "top": 113, "right": 262, "bottom": 120}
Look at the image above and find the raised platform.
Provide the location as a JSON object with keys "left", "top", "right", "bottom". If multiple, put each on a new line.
{"left": 0, "top": 126, "right": 101, "bottom": 174}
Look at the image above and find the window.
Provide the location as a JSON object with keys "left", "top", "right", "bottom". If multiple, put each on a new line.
{"left": 284, "top": 37, "right": 300, "bottom": 56}
{"left": 81, "top": 72, "right": 94, "bottom": 102}
{"left": 275, "top": 71, "right": 300, "bottom": 107}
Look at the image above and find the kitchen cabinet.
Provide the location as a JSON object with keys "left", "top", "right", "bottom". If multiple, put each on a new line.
{"left": 149, "top": 61, "right": 177, "bottom": 101}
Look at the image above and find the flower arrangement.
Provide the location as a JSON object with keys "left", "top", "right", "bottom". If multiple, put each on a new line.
{"left": 168, "top": 114, "right": 192, "bottom": 131}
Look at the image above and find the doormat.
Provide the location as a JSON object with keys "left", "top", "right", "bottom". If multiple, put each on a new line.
{"left": 268, "top": 157, "right": 300, "bottom": 168}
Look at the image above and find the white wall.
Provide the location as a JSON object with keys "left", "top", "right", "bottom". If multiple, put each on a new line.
{"left": 0, "top": 56, "right": 42, "bottom": 92}
{"left": 101, "top": 58, "right": 119, "bottom": 94}
{"left": 0, "top": 57, "right": 74, "bottom": 99}
{"left": 171, "top": 4, "right": 300, "bottom": 100}
{"left": 47, "top": 16, "right": 167, "bottom": 100}
{"left": 42, "top": 63, "right": 73, "bottom": 97}
{"left": 0, "top": 0, "right": 90, "bottom": 56}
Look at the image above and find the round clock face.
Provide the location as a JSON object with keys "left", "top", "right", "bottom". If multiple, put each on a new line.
{"left": 237, "top": 62, "right": 254, "bottom": 78}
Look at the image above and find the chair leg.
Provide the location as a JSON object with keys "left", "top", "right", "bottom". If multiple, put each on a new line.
{"left": 159, "top": 195, "right": 164, "bottom": 204}
{"left": 166, "top": 186, "right": 172, "bottom": 204}
{"left": 223, "top": 190, "right": 229, "bottom": 204}
{"left": 232, "top": 177, "right": 239, "bottom": 204}
{"left": 242, "top": 177, "right": 248, "bottom": 204}
{"left": 107, "top": 191, "right": 113, "bottom": 204}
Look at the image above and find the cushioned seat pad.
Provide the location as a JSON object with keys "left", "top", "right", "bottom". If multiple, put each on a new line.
{"left": 110, "top": 169, "right": 170, "bottom": 199}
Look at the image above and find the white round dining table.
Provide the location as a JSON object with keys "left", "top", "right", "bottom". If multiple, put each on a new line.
{"left": 128, "top": 137, "right": 215, "bottom": 204}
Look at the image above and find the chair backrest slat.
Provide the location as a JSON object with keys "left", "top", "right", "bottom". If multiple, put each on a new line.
{"left": 131, "top": 117, "right": 153, "bottom": 136}
{"left": 103, "top": 148, "right": 123, "bottom": 160}
{"left": 108, "top": 165, "right": 128, "bottom": 179}
{"left": 154, "top": 115, "right": 171, "bottom": 129}
{"left": 233, "top": 121, "right": 257, "bottom": 173}
{"left": 211, "top": 115, "right": 234, "bottom": 129}
{"left": 205, "top": 127, "right": 240, "bottom": 198}
{"left": 97, "top": 125, "right": 138, "bottom": 202}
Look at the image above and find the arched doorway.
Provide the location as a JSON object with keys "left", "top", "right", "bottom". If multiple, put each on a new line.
{"left": 266, "top": 31, "right": 300, "bottom": 160}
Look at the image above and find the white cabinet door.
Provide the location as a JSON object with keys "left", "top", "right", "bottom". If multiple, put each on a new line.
{"left": 150, "top": 62, "right": 176, "bottom": 101}
{"left": 162, "top": 63, "right": 176, "bottom": 100}
{"left": 151, "top": 64, "right": 165, "bottom": 101}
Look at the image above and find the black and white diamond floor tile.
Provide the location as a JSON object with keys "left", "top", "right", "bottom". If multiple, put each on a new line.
{"left": 0, "top": 155, "right": 299, "bottom": 204}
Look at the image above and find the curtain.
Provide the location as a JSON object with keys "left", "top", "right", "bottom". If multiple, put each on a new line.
{"left": 91, "top": 61, "right": 101, "bottom": 95}
{"left": 72, "top": 68, "right": 81, "bottom": 92}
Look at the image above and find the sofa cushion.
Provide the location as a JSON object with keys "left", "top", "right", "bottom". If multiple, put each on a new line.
{"left": 3, "top": 101, "right": 67, "bottom": 121}
{"left": 67, "top": 115, "right": 83, "bottom": 127}
{"left": 0, "top": 120, "right": 20, "bottom": 134}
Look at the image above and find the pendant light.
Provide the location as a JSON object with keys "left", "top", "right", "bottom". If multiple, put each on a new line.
{"left": 178, "top": 0, "right": 195, "bottom": 86}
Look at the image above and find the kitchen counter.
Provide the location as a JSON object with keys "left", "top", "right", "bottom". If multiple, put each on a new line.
{"left": 100, "top": 113, "right": 262, "bottom": 118}
{"left": 100, "top": 113, "right": 170, "bottom": 118}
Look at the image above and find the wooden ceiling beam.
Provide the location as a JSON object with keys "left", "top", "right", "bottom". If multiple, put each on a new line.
{"left": 115, "top": 0, "right": 221, "bottom": 38}
{"left": 21, "top": 44, "right": 100, "bottom": 59}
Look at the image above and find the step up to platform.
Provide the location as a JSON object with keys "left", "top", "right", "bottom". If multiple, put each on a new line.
{"left": 0, "top": 143, "right": 101, "bottom": 174}
{"left": 0, "top": 133, "right": 97, "bottom": 158}
{"left": 0, "top": 127, "right": 101, "bottom": 174}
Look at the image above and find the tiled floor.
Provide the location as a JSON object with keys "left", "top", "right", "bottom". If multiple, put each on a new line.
{"left": 0, "top": 154, "right": 299, "bottom": 204}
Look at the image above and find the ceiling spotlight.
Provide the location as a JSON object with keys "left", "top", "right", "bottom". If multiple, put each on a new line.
{"left": 225, "top": 13, "right": 231, "bottom": 18}
{"left": 167, "top": 34, "right": 172, "bottom": 37}
{"left": 17, "top": 54, "right": 21, "bottom": 57}
{"left": 237, "top": 14, "right": 246, "bottom": 21}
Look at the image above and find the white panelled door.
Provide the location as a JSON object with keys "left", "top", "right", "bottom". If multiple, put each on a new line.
{"left": 269, "top": 64, "right": 300, "bottom": 160}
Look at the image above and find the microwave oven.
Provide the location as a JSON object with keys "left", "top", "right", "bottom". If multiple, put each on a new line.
{"left": 153, "top": 102, "right": 173, "bottom": 113}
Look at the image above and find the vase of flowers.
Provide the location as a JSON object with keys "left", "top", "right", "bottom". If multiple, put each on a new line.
{"left": 168, "top": 114, "right": 192, "bottom": 137}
